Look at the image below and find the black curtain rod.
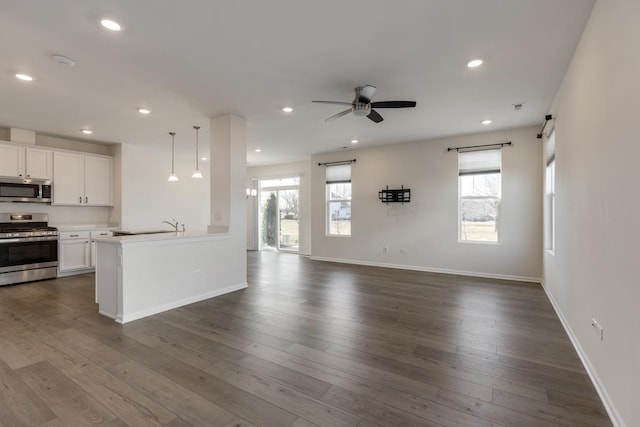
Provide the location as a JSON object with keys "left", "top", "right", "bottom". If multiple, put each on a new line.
{"left": 447, "top": 142, "right": 512, "bottom": 152}
{"left": 318, "top": 159, "right": 356, "bottom": 167}
{"left": 536, "top": 114, "right": 554, "bottom": 139}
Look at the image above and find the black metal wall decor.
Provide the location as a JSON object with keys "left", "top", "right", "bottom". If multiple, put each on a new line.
{"left": 379, "top": 185, "right": 410, "bottom": 204}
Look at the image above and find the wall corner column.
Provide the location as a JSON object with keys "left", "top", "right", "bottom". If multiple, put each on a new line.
{"left": 208, "top": 114, "right": 247, "bottom": 240}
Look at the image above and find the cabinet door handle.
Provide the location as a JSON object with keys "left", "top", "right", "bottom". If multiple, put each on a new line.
{"left": 27, "top": 174, "right": 30, "bottom": 177}
{"left": 70, "top": 234, "right": 79, "bottom": 237}
{"left": 85, "top": 196, "right": 88, "bottom": 203}
{"left": 79, "top": 196, "right": 82, "bottom": 203}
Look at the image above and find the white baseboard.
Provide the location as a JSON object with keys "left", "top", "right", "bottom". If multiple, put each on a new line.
{"left": 541, "top": 281, "right": 626, "bottom": 427}
{"left": 57, "top": 268, "right": 94, "bottom": 278}
{"left": 98, "top": 310, "right": 116, "bottom": 320}
{"left": 116, "top": 282, "right": 248, "bottom": 324}
{"left": 310, "top": 256, "right": 541, "bottom": 283}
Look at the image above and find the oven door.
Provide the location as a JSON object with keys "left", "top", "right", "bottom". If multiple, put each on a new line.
{"left": 0, "top": 236, "right": 58, "bottom": 273}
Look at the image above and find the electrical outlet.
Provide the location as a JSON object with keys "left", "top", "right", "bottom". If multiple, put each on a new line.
{"left": 382, "top": 246, "right": 389, "bottom": 253}
{"left": 591, "top": 318, "right": 604, "bottom": 341}
{"left": 400, "top": 248, "right": 408, "bottom": 254}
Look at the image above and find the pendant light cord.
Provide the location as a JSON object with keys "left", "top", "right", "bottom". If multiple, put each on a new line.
{"left": 194, "top": 126, "right": 200, "bottom": 170}
{"left": 169, "top": 132, "right": 176, "bottom": 173}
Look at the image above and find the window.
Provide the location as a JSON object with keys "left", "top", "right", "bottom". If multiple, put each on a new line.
{"left": 326, "top": 164, "right": 351, "bottom": 236}
{"left": 459, "top": 149, "right": 501, "bottom": 242}
{"left": 545, "top": 131, "right": 556, "bottom": 252}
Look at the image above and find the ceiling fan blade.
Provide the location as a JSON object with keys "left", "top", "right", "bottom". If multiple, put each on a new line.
{"left": 367, "top": 110, "right": 384, "bottom": 123}
{"left": 370, "top": 101, "right": 417, "bottom": 109}
{"left": 358, "top": 85, "right": 377, "bottom": 103}
{"left": 326, "top": 108, "right": 353, "bottom": 122}
{"left": 313, "top": 100, "right": 352, "bottom": 106}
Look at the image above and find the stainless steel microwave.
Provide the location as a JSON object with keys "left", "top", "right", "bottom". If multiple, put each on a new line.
{"left": 0, "top": 178, "right": 52, "bottom": 203}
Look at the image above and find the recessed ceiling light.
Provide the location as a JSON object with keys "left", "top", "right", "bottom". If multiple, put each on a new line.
{"left": 201, "top": 157, "right": 208, "bottom": 161}
{"left": 282, "top": 107, "right": 293, "bottom": 113}
{"left": 51, "top": 55, "right": 76, "bottom": 67}
{"left": 481, "top": 119, "right": 493, "bottom": 125}
{"left": 15, "top": 73, "right": 34, "bottom": 81}
{"left": 100, "top": 19, "right": 122, "bottom": 31}
{"left": 81, "top": 129, "right": 93, "bottom": 135}
{"left": 254, "top": 148, "right": 262, "bottom": 153}
{"left": 137, "top": 108, "right": 151, "bottom": 115}
{"left": 351, "top": 139, "right": 359, "bottom": 144}
{"left": 467, "top": 59, "right": 483, "bottom": 68}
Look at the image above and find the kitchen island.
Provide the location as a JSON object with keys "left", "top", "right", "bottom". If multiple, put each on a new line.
{"left": 94, "top": 231, "right": 247, "bottom": 323}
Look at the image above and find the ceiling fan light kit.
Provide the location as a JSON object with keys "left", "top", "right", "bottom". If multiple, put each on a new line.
{"left": 313, "top": 85, "right": 416, "bottom": 123}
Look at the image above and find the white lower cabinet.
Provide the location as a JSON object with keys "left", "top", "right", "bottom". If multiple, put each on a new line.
{"left": 59, "top": 231, "right": 90, "bottom": 273}
{"left": 58, "top": 229, "right": 113, "bottom": 276}
{"left": 91, "top": 230, "right": 113, "bottom": 267}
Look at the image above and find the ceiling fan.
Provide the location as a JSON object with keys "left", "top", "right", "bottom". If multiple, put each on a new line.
{"left": 313, "top": 85, "right": 416, "bottom": 123}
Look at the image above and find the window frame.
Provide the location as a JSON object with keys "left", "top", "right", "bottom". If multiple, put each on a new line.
{"left": 545, "top": 130, "right": 556, "bottom": 254}
{"left": 458, "top": 149, "right": 502, "bottom": 244}
{"left": 325, "top": 164, "right": 352, "bottom": 237}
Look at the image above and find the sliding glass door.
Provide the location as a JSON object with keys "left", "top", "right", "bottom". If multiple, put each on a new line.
{"left": 259, "top": 177, "right": 300, "bottom": 252}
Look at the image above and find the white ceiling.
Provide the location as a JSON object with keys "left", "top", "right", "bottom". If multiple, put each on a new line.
{"left": 0, "top": 0, "right": 595, "bottom": 166}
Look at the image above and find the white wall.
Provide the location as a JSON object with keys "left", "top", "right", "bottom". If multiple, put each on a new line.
{"left": 544, "top": 1, "right": 639, "bottom": 426}
{"left": 120, "top": 144, "right": 210, "bottom": 231}
{"left": 311, "top": 126, "right": 542, "bottom": 281}
{"left": 247, "top": 161, "right": 312, "bottom": 255}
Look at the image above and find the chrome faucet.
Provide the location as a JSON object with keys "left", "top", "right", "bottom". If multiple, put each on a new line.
{"left": 162, "top": 219, "right": 186, "bottom": 232}
{"left": 162, "top": 219, "right": 179, "bottom": 231}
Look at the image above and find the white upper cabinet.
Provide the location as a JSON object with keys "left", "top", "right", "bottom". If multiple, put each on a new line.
{"left": 0, "top": 143, "right": 53, "bottom": 179}
{"left": 25, "top": 147, "right": 53, "bottom": 179}
{"left": 53, "top": 152, "right": 113, "bottom": 206}
{"left": 84, "top": 155, "right": 113, "bottom": 206}
{"left": 0, "top": 144, "right": 24, "bottom": 177}
{"left": 53, "top": 152, "right": 85, "bottom": 205}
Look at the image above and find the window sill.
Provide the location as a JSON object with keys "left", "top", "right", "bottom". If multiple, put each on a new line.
{"left": 458, "top": 240, "right": 501, "bottom": 245}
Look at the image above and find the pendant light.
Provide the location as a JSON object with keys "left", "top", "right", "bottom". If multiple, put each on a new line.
{"left": 192, "top": 125, "right": 203, "bottom": 179}
{"left": 168, "top": 132, "right": 179, "bottom": 182}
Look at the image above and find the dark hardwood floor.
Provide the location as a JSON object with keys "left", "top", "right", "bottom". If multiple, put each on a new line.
{"left": 0, "top": 251, "right": 612, "bottom": 426}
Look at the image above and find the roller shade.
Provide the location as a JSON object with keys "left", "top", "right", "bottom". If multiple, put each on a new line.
{"left": 326, "top": 164, "right": 351, "bottom": 183}
{"left": 458, "top": 148, "right": 501, "bottom": 176}
{"left": 546, "top": 131, "right": 556, "bottom": 165}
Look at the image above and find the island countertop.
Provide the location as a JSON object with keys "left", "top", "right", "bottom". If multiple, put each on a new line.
{"left": 94, "top": 230, "right": 230, "bottom": 245}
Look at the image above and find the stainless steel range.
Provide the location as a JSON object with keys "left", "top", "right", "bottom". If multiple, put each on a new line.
{"left": 0, "top": 213, "right": 58, "bottom": 286}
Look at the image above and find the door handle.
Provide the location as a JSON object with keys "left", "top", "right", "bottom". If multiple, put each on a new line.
{"left": 79, "top": 196, "right": 82, "bottom": 203}
{"left": 85, "top": 196, "right": 88, "bottom": 203}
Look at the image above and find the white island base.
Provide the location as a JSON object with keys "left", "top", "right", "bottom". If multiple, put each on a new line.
{"left": 95, "top": 232, "right": 247, "bottom": 324}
